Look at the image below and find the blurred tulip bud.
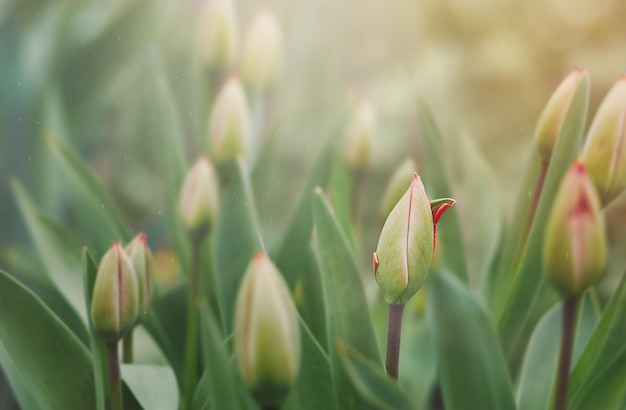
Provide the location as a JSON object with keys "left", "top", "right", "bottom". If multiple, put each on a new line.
{"left": 380, "top": 158, "right": 417, "bottom": 219}
{"left": 91, "top": 243, "right": 139, "bottom": 342}
{"left": 543, "top": 162, "right": 606, "bottom": 297}
{"left": 179, "top": 157, "right": 220, "bottom": 237}
{"left": 344, "top": 100, "right": 376, "bottom": 171}
{"left": 581, "top": 76, "right": 626, "bottom": 204}
{"left": 241, "top": 11, "right": 284, "bottom": 90}
{"left": 125, "top": 233, "right": 153, "bottom": 323}
{"left": 234, "top": 252, "right": 300, "bottom": 407}
{"left": 210, "top": 77, "right": 252, "bottom": 162}
{"left": 373, "top": 172, "right": 454, "bottom": 305}
{"left": 535, "top": 68, "right": 588, "bottom": 161}
{"left": 197, "top": 0, "right": 238, "bottom": 68}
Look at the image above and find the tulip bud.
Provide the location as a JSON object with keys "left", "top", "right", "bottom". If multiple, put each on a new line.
{"left": 209, "top": 77, "right": 252, "bottom": 163}
{"left": 234, "top": 252, "right": 300, "bottom": 407}
{"left": 125, "top": 233, "right": 153, "bottom": 323}
{"left": 380, "top": 158, "right": 417, "bottom": 219}
{"left": 178, "top": 157, "right": 220, "bottom": 237}
{"left": 543, "top": 162, "right": 607, "bottom": 297}
{"left": 581, "top": 76, "right": 626, "bottom": 204}
{"left": 373, "top": 172, "right": 455, "bottom": 305}
{"left": 535, "top": 68, "right": 588, "bottom": 161}
{"left": 197, "top": 0, "right": 238, "bottom": 68}
{"left": 241, "top": 11, "right": 284, "bottom": 90}
{"left": 91, "top": 243, "right": 139, "bottom": 342}
{"left": 344, "top": 99, "right": 376, "bottom": 171}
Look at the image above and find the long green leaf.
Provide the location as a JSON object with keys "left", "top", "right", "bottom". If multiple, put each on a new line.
{"left": 428, "top": 269, "right": 515, "bottom": 410}
{"left": 313, "top": 188, "right": 380, "bottom": 409}
{"left": 121, "top": 364, "right": 179, "bottom": 410}
{"left": 0, "top": 270, "right": 95, "bottom": 409}
{"left": 570, "top": 347, "right": 626, "bottom": 410}
{"left": 497, "top": 75, "right": 589, "bottom": 375}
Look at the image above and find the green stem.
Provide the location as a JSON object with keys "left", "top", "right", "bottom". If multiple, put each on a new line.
{"left": 385, "top": 304, "right": 405, "bottom": 380}
{"left": 122, "top": 331, "right": 133, "bottom": 364}
{"left": 106, "top": 342, "right": 122, "bottom": 410}
{"left": 183, "top": 241, "right": 202, "bottom": 408}
{"left": 554, "top": 296, "right": 579, "bottom": 410}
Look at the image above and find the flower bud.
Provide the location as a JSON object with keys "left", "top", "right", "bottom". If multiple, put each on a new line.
{"left": 543, "top": 162, "right": 607, "bottom": 297}
{"left": 581, "top": 76, "right": 626, "bottom": 204}
{"left": 178, "top": 157, "right": 220, "bottom": 237}
{"left": 209, "top": 77, "right": 252, "bottom": 163}
{"left": 241, "top": 11, "right": 284, "bottom": 90}
{"left": 234, "top": 252, "right": 300, "bottom": 407}
{"left": 535, "top": 68, "right": 588, "bottom": 161}
{"left": 373, "top": 172, "right": 454, "bottom": 305}
{"left": 125, "top": 233, "right": 153, "bottom": 323}
{"left": 380, "top": 158, "right": 417, "bottom": 219}
{"left": 344, "top": 99, "right": 376, "bottom": 171}
{"left": 197, "top": 0, "right": 238, "bottom": 68}
{"left": 91, "top": 243, "right": 139, "bottom": 342}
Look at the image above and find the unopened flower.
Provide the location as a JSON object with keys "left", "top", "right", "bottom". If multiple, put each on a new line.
{"left": 209, "top": 77, "right": 252, "bottom": 162}
{"left": 344, "top": 99, "right": 376, "bottom": 171}
{"left": 241, "top": 11, "right": 284, "bottom": 90}
{"left": 197, "top": 0, "right": 238, "bottom": 68}
{"left": 543, "top": 162, "right": 606, "bottom": 297}
{"left": 581, "top": 75, "right": 626, "bottom": 204}
{"left": 380, "top": 158, "right": 417, "bottom": 219}
{"left": 373, "top": 172, "right": 455, "bottom": 305}
{"left": 178, "top": 157, "right": 220, "bottom": 236}
{"left": 91, "top": 243, "right": 139, "bottom": 342}
{"left": 234, "top": 252, "right": 300, "bottom": 407}
{"left": 125, "top": 233, "right": 153, "bottom": 323}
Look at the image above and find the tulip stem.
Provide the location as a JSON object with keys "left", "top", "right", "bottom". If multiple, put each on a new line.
{"left": 385, "top": 304, "right": 405, "bottom": 381}
{"left": 106, "top": 342, "right": 123, "bottom": 410}
{"left": 122, "top": 331, "right": 133, "bottom": 364}
{"left": 183, "top": 241, "right": 202, "bottom": 408}
{"left": 555, "top": 296, "right": 579, "bottom": 410}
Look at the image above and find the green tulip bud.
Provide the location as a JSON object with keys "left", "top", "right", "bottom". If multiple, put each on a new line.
{"left": 380, "top": 158, "right": 417, "bottom": 219}
{"left": 581, "top": 75, "right": 626, "bottom": 204}
{"left": 241, "top": 11, "right": 284, "bottom": 90}
{"left": 178, "top": 157, "right": 220, "bottom": 237}
{"left": 125, "top": 233, "right": 153, "bottom": 323}
{"left": 197, "top": 0, "right": 238, "bottom": 68}
{"left": 91, "top": 243, "right": 139, "bottom": 342}
{"left": 535, "top": 68, "right": 588, "bottom": 161}
{"left": 543, "top": 162, "right": 607, "bottom": 297}
{"left": 373, "top": 172, "right": 455, "bottom": 305}
{"left": 209, "top": 77, "right": 252, "bottom": 163}
{"left": 234, "top": 252, "right": 300, "bottom": 407}
{"left": 345, "top": 99, "right": 376, "bottom": 171}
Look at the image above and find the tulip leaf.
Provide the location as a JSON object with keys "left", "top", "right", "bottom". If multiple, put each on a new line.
{"left": 121, "top": 364, "right": 179, "bottom": 410}
{"left": 569, "top": 347, "right": 626, "bottom": 410}
{"left": 328, "top": 156, "right": 357, "bottom": 248}
{"left": 497, "top": 74, "right": 589, "bottom": 375}
{"left": 417, "top": 106, "right": 468, "bottom": 282}
{"left": 400, "top": 317, "right": 437, "bottom": 409}
{"left": 428, "top": 268, "right": 516, "bottom": 410}
{"left": 0, "top": 270, "right": 95, "bottom": 409}
{"left": 337, "top": 340, "right": 413, "bottom": 410}
{"left": 313, "top": 188, "right": 381, "bottom": 409}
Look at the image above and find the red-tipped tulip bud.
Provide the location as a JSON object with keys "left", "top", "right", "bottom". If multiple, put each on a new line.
{"left": 345, "top": 100, "right": 376, "bottom": 171}
{"left": 234, "top": 252, "right": 300, "bottom": 407}
{"left": 581, "top": 76, "right": 626, "bottom": 204}
{"left": 91, "top": 243, "right": 139, "bottom": 342}
{"left": 373, "top": 172, "right": 454, "bottom": 305}
{"left": 241, "top": 11, "right": 284, "bottom": 90}
{"left": 197, "top": 0, "right": 238, "bottom": 68}
{"left": 209, "top": 77, "right": 252, "bottom": 162}
{"left": 125, "top": 233, "right": 153, "bottom": 323}
{"left": 543, "top": 162, "right": 607, "bottom": 297}
{"left": 179, "top": 157, "right": 220, "bottom": 237}
{"left": 380, "top": 158, "right": 417, "bottom": 219}
{"left": 535, "top": 69, "right": 588, "bottom": 161}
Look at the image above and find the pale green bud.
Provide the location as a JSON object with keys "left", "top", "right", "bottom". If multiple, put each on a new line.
{"left": 197, "top": 0, "right": 238, "bottom": 68}
{"left": 209, "top": 77, "right": 252, "bottom": 162}
{"left": 535, "top": 68, "right": 588, "bottom": 161}
{"left": 125, "top": 233, "right": 153, "bottom": 323}
{"left": 178, "top": 157, "right": 220, "bottom": 236}
{"left": 380, "top": 158, "right": 417, "bottom": 219}
{"left": 91, "top": 243, "right": 139, "bottom": 342}
{"left": 241, "top": 11, "right": 284, "bottom": 90}
{"left": 543, "top": 162, "right": 607, "bottom": 298}
{"left": 345, "top": 100, "right": 376, "bottom": 171}
{"left": 581, "top": 76, "right": 626, "bottom": 204}
{"left": 234, "top": 252, "right": 300, "bottom": 407}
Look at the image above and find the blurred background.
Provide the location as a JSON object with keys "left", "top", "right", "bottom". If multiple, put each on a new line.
{"left": 2, "top": 0, "right": 626, "bottom": 294}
